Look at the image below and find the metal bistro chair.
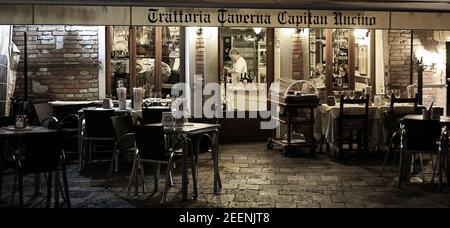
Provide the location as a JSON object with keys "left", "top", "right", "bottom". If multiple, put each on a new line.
{"left": 0, "top": 117, "right": 13, "bottom": 201}
{"left": 189, "top": 116, "right": 222, "bottom": 192}
{"left": 128, "top": 125, "right": 195, "bottom": 204}
{"left": 398, "top": 118, "right": 444, "bottom": 189}
{"left": 336, "top": 94, "right": 370, "bottom": 158}
{"left": 140, "top": 107, "right": 171, "bottom": 125}
{"left": 106, "top": 116, "right": 137, "bottom": 184}
{"left": 380, "top": 111, "right": 403, "bottom": 176}
{"left": 381, "top": 94, "right": 420, "bottom": 176}
{"left": 34, "top": 103, "right": 80, "bottom": 156}
{"left": 8, "top": 131, "right": 71, "bottom": 208}
{"left": 81, "top": 109, "right": 115, "bottom": 170}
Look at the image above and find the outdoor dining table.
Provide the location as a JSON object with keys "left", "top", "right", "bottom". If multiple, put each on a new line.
{"left": 402, "top": 114, "right": 450, "bottom": 126}
{"left": 146, "top": 122, "right": 222, "bottom": 201}
{"left": 0, "top": 126, "right": 57, "bottom": 196}
{"left": 315, "top": 103, "right": 419, "bottom": 155}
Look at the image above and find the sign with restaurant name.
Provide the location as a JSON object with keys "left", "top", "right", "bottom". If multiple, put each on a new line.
{"left": 132, "top": 7, "right": 390, "bottom": 29}
{"left": 3, "top": 4, "right": 450, "bottom": 29}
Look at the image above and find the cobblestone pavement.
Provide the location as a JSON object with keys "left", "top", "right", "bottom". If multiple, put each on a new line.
{"left": 1, "top": 142, "right": 449, "bottom": 208}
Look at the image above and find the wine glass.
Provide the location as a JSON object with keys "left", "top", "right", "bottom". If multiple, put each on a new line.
{"left": 337, "top": 78, "right": 343, "bottom": 87}
{"left": 348, "top": 90, "right": 355, "bottom": 99}
{"left": 386, "top": 89, "right": 392, "bottom": 100}
{"left": 160, "top": 99, "right": 168, "bottom": 107}
{"left": 144, "top": 99, "right": 151, "bottom": 108}
{"left": 394, "top": 89, "right": 401, "bottom": 99}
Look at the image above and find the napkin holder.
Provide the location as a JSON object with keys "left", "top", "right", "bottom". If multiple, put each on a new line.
{"left": 422, "top": 109, "right": 431, "bottom": 120}
{"left": 162, "top": 112, "right": 175, "bottom": 128}
{"left": 431, "top": 107, "right": 443, "bottom": 120}
{"left": 102, "top": 98, "right": 113, "bottom": 109}
{"left": 14, "top": 115, "right": 27, "bottom": 129}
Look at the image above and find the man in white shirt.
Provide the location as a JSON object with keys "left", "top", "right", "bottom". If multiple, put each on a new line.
{"left": 227, "top": 48, "right": 247, "bottom": 84}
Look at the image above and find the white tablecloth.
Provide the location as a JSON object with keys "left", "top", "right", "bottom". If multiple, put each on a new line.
{"left": 315, "top": 104, "right": 418, "bottom": 153}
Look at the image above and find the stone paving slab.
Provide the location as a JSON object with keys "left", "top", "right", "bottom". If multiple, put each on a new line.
{"left": 1, "top": 142, "right": 449, "bottom": 208}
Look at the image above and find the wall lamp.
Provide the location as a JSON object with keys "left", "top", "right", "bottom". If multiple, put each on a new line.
{"left": 197, "top": 27, "right": 203, "bottom": 35}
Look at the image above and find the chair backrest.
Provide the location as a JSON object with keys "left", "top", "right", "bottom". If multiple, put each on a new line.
{"left": 21, "top": 131, "right": 64, "bottom": 174}
{"left": 339, "top": 94, "right": 369, "bottom": 121}
{"left": 83, "top": 109, "right": 115, "bottom": 138}
{"left": 47, "top": 117, "right": 63, "bottom": 131}
{"left": 61, "top": 114, "right": 79, "bottom": 129}
{"left": 189, "top": 117, "right": 218, "bottom": 125}
{"left": 189, "top": 104, "right": 220, "bottom": 124}
{"left": 141, "top": 107, "right": 171, "bottom": 125}
{"left": 383, "top": 111, "right": 401, "bottom": 141}
{"left": 440, "top": 127, "right": 449, "bottom": 153}
{"left": 390, "top": 93, "right": 419, "bottom": 116}
{"left": 33, "top": 103, "right": 54, "bottom": 125}
{"left": 402, "top": 118, "right": 442, "bottom": 152}
{"left": 111, "top": 115, "right": 135, "bottom": 150}
{"left": 133, "top": 125, "right": 167, "bottom": 161}
{"left": 0, "top": 116, "right": 13, "bottom": 127}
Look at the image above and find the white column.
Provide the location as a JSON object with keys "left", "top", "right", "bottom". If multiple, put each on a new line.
{"left": 98, "top": 26, "right": 106, "bottom": 100}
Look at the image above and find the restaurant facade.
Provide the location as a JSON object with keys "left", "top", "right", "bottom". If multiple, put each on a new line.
{"left": 1, "top": 0, "right": 450, "bottom": 209}
{"left": 1, "top": 4, "right": 449, "bottom": 106}
{"left": 1, "top": 3, "right": 450, "bottom": 141}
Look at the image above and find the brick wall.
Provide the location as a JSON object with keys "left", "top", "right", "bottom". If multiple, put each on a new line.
{"left": 12, "top": 25, "right": 100, "bottom": 103}
{"left": 292, "top": 32, "right": 303, "bottom": 80}
{"left": 388, "top": 29, "right": 446, "bottom": 108}
{"left": 387, "top": 30, "right": 413, "bottom": 94}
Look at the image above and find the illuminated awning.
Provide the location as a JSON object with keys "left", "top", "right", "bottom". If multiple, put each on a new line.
{"left": 1, "top": 4, "right": 450, "bottom": 30}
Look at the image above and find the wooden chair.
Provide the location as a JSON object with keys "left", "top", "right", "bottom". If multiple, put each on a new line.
{"left": 336, "top": 94, "right": 369, "bottom": 158}
{"left": 389, "top": 93, "right": 420, "bottom": 117}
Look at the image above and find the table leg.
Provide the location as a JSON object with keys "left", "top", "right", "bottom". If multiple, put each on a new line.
{"left": 77, "top": 115, "right": 83, "bottom": 173}
{"left": 55, "top": 172, "right": 60, "bottom": 208}
{"left": 0, "top": 157, "right": 3, "bottom": 201}
{"left": 0, "top": 141, "right": 5, "bottom": 201}
{"left": 182, "top": 137, "right": 189, "bottom": 201}
{"left": 34, "top": 174, "right": 42, "bottom": 195}
{"left": 213, "top": 130, "right": 222, "bottom": 193}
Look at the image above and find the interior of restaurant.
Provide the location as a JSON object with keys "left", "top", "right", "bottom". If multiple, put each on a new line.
{"left": 1, "top": 2, "right": 450, "bottom": 208}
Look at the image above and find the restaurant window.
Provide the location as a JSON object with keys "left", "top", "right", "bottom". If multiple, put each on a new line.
{"left": 332, "top": 29, "right": 350, "bottom": 91}
{"left": 108, "top": 26, "right": 183, "bottom": 99}
{"left": 221, "top": 27, "right": 268, "bottom": 111}
{"left": 110, "top": 26, "right": 133, "bottom": 98}
{"left": 161, "top": 27, "right": 181, "bottom": 97}
{"left": 308, "top": 29, "right": 376, "bottom": 98}
{"left": 353, "top": 29, "right": 372, "bottom": 92}
{"left": 135, "top": 26, "right": 156, "bottom": 97}
{"left": 309, "top": 29, "right": 327, "bottom": 100}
